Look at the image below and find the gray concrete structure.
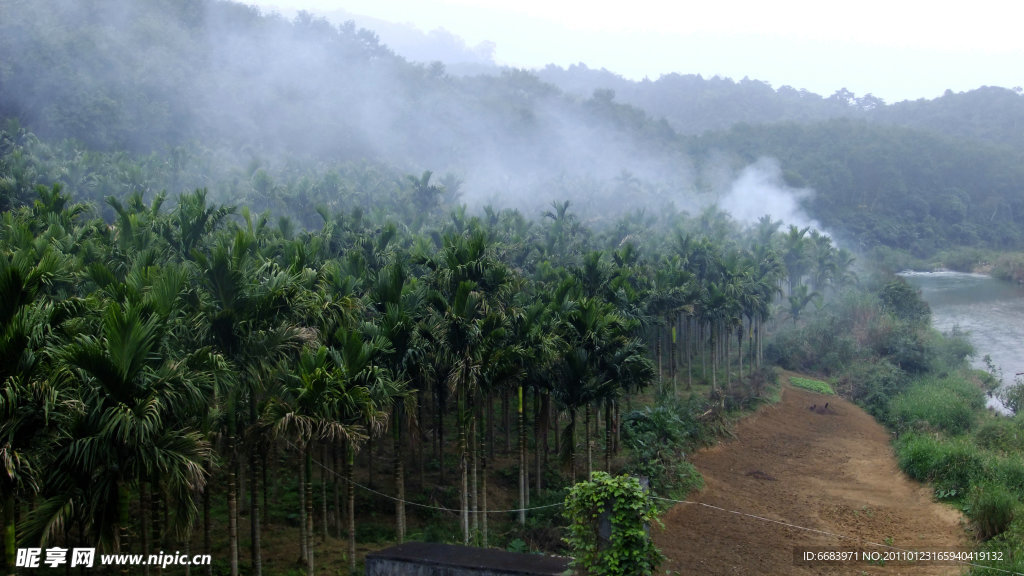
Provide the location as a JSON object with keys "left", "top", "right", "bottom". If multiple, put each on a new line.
{"left": 364, "top": 542, "right": 571, "bottom": 576}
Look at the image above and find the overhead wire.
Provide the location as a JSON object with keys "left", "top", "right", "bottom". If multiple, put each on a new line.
{"left": 286, "top": 440, "right": 1020, "bottom": 573}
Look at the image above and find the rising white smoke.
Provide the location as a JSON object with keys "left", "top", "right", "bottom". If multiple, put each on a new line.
{"left": 718, "top": 157, "right": 824, "bottom": 232}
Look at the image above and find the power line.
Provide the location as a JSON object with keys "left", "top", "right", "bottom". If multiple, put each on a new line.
{"left": 285, "top": 440, "right": 1020, "bottom": 573}
{"left": 288, "top": 439, "right": 564, "bottom": 514}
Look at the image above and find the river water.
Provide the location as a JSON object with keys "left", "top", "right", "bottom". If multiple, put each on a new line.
{"left": 900, "top": 271, "right": 1024, "bottom": 408}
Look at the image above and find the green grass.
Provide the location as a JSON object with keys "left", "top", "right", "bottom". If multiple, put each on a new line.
{"left": 789, "top": 377, "right": 835, "bottom": 395}
{"left": 886, "top": 375, "right": 984, "bottom": 435}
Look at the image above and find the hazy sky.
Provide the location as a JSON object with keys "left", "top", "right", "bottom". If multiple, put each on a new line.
{"left": 243, "top": 0, "right": 1023, "bottom": 103}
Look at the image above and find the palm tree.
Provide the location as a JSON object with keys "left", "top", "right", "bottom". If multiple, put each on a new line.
{"left": 781, "top": 225, "right": 810, "bottom": 295}
{"left": 31, "top": 299, "right": 212, "bottom": 556}
{"left": 787, "top": 284, "right": 822, "bottom": 324}
{"left": 0, "top": 240, "right": 81, "bottom": 570}
{"left": 323, "top": 329, "right": 402, "bottom": 572}
{"left": 193, "top": 230, "right": 310, "bottom": 576}
{"left": 367, "top": 259, "right": 422, "bottom": 543}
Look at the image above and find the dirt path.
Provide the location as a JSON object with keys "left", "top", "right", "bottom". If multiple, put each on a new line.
{"left": 654, "top": 381, "right": 970, "bottom": 575}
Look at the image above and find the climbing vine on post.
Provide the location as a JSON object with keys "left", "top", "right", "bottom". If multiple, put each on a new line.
{"left": 563, "top": 472, "right": 664, "bottom": 576}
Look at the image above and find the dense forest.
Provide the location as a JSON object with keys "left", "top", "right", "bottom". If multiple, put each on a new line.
{"left": 3, "top": 0, "right": 1024, "bottom": 575}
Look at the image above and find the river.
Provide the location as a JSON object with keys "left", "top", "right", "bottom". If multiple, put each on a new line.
{"left": 900, "top": 271, "right": 1024, "bottom": 410}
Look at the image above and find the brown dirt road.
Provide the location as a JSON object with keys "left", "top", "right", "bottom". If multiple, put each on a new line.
{"left": 654, "top": 381, "right": 971, "bottom": 575}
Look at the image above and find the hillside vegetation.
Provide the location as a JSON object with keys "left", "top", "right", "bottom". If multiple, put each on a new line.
{"left": 3, "top": 0, "right": 1024, "bottom": 259}
{"left": 3, "top": 1, "right": 1024, "bottom": 575}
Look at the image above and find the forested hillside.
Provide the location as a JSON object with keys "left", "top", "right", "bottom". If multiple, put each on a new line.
{"left": 3, "top": 0, "right": 1024, "bottom": 260}
{"left": 5, "top": 1, "right": 1024, "bottom": 574}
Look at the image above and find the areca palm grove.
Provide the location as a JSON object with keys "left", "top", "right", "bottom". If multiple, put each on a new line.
{"left": 0, "top": 125, "right": 860, "bottom": 573}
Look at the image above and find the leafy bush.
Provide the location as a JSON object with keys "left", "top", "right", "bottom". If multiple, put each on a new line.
{"left": 621, "top": 397, "right": 708, "bottom": 499}
{"left": 838, "top": 359, "right": 909, "bottom": 418}
{"left": 998, "top": 376, "right": 1024, "bottom": 415}
{"left": 563, "top": 472, "right": 663, "bottom": 576}
{"left": 878, "top": 278, "right": 932, "bottom": 327}
{"left": 789, "top": 377, "right": 834, "bottom": 395}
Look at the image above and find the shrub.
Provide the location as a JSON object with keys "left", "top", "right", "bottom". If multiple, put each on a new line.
{"left": 563, "top": 472, "right": 663, "bottom": 576}
{"left": 986, "top": 454, "right": 1024, "bottom": 499}
{"left": 975, "top": 418, "right": 1024, "bottom": 454}
{"left": 895, "top": 434, "right": 984, "bottom": 500}
{"left": 621, "top": 397, "right": 707, "bottom": 499}
{"left": 929, "top": 326, "right": 974, "bottom": 373}
{"left": 886, "top": 376, "right": 984, "bottom": 435}
{"left": 839, "top": 359, "right": 909, "bottom": 418}
{"left": 968, "top": 483, "right": 1018, "bottom": 540}
{"left": 998, "top": 377, "right": 1024, "bottom": 415}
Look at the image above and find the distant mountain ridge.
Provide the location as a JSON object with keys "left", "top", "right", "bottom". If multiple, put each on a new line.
{"left": 2, "top": 0, "right": 1023, "bottom": 255}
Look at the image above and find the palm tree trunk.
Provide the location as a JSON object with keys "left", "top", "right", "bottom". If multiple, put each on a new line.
{"left": 140, "top": 478, "right": 150, "bottom": 576}
{"left": 394, "top": 407, "right": 406, "bottom": 544}
{"left": 250, "top": 436, "right": 262, "bottom": 576}
{"left": 725, "top": 326, "right": 731, "bottom": 397}
{"left": 459, "top": 385, "right": 469, "bottom": 545}
{"left": 203, "top": 468, "right": 212, "bottom": 576}
{"left": 568, "top": 408, "right": 577, "bottom": 484}
{"left": 503, "top": 390, "right": 511, "bottom": 454}
{"left": 613, "top": 399, "right": 620, "bottom": 454}
{"left": 481, "top": 447, "right": 488, "bottom": 548}
{"left": 437, "top": 392, "right": 446, "bottom": 486}
{"left": 585, "top": 403, "right": 592, "bottom": 479}
{"left": 305, "top": 444, "right": 314, "bottom": 576}
{"left": 228, "top": 434, "right": 239, "bottom": 576}
{"left": 534, "top": 389, "right": 543, "bottom": 493}
{"left": 320, "top": 444, "right": 328, "bottom": 542}
{"left": 367, "top": 434, "right": 374, "bottom": 489}
{"left": 333, "top": 446, "right": 342, "bottom": 539}
{"left": 517, "top": 385, "right": 526, "bottom": 526}
{"left": 542, "top": 392, "right": 550, "bottom": 465}
{"left": 298, "top": 448, "right": 308, "bottom": 564}
{"left": 471, "top": 404, "right": 479, "bottom": 541}
{"left": 346, "top": 442, "right": 356, "bottom": 573}
{"left": 2, "top": 494, "right": 14, "bottom": 576}
{"left": 605, "top": 402, "right": 613, "bottom": 472}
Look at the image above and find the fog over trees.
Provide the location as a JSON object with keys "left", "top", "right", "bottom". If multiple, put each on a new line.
{"left": 3, "top": 0, "right": 1023, "bottom": 259}
{"left": 5, "top": 1, "right": 1024, "bottom": 574}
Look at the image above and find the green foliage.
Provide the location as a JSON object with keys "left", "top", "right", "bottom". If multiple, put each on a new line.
{"left": 840, "top": 359, "right": 909, "bottom": 418}
{"left": 563, "top": 472, "right": 664, "bottom": 576}
{"left": 789, "top": 377, "right": 834, "bottom": 395}
{"left": 967, "top": 483, "right": 1018, "bottom": 541}
{"left": 621, "top": 397, "right": 707, "bottom": 499}
{"left": 975, "top": 417, "right": 1024, "bottom": 455}
{"left": 886, "top": 376, "right": 984, "bottom": 435}
{"left": 998, "top": 377, "right": 1024, "bottom": 415}
{"left": 973, "top": 517, "right": 1024, "bottom": 575}
{"left": 878, "top": 278, "right": 931, "bottom": 327}
{"left": 895, "top": 434, "right": 984, "bottom": 501}
{"left": 990, "top": 252, "right": 1024, "bottom": 284}
{"left": 929, "top": 326, "right": 975, "bottom": 374}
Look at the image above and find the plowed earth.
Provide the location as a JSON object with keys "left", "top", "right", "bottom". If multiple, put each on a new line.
{"left": 654, "top": 381, "right": 970, "bottom": 575}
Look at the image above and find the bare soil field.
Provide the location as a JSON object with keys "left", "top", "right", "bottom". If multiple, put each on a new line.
{"left": 654, "top": 379, "right": 971, "bottom": 575}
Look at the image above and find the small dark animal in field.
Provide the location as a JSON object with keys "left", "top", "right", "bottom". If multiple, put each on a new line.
{"left": 813, "top": 402, "right": 832, "bottom": 415}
